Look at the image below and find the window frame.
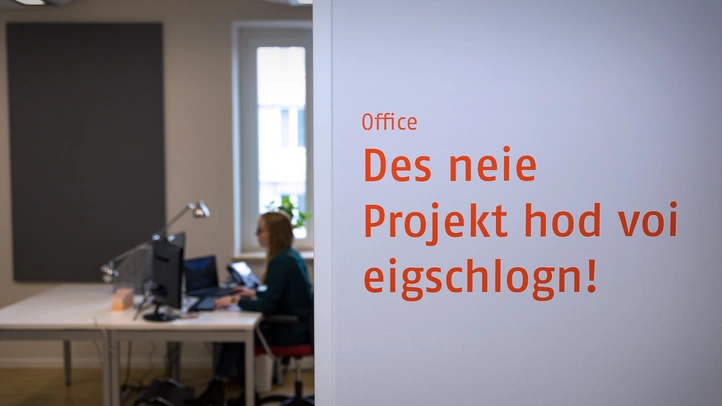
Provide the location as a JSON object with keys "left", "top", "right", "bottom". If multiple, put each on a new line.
{"left": 233, "top": 24, "right": 314, "bottom": 256}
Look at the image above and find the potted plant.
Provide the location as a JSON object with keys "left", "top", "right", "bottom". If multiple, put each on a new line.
{"left": 265, "top": 196, "right": 311, "bottom": 229}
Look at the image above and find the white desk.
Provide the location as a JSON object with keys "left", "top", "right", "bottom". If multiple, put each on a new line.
{"left": 0, "top": 284, "right": 116, "bottom": 406}
{"left": 0, "top": 284, "right": 263, "bottom": 406}
{"left": 105, "top": 298, "right": 262, "bottom": 406}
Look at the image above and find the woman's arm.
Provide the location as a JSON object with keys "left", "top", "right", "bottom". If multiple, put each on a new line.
{"left": 237, "top": 257, "right": 289, "bottom": 315}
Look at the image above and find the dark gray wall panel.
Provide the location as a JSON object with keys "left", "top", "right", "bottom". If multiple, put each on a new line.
{"left": 7, "top": 23, "right": 166, "bottom": 282}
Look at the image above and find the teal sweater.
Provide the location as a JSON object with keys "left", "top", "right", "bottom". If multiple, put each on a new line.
{"left": 238, "top": 248, "right": 313, "bottom": 345}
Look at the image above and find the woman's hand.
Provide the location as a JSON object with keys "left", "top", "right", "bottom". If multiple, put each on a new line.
{"left": 214, "top": 295, "right": 239, "bottom": 309}
{"left": 235, "top": 286, "right": 257, "bottom": 299}
{"left": 231, "top": 286, "right": 257, "bottom": 299}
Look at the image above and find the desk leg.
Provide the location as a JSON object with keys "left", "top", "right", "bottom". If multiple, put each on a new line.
{"left": 166, "top": 342, "right": 181, "bottom": 381}
{"left": 108, "top": 331, "right": 122, "bottom": 406}
{"left": 245, "top": 330, "right": 255, "bottom": 406}
{"left": 102, "top": 333, "right": 113, "bottom": 406}
{"left": 63, "top": 341, "right": 72, "bottom": 386}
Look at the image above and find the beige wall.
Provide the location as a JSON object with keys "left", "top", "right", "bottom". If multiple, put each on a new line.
{"left": 0, "top": 0, "right": 312, "bottom": 368}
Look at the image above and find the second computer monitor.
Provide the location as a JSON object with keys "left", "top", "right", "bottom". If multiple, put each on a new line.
{"left": 183, "top": 255, "right": 219, "bottom": 294}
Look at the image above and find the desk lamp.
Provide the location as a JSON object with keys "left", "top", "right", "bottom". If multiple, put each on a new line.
{"left": 100, "top": 200, "right": 210, "bottom": 286}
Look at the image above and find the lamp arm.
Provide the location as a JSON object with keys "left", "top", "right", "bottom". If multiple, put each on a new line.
{"left": 101, "top": 201, "right": 208, "bottom": 284}
{"left": 151, "top": 204, "right": 193, "bottom": 240}
{"left": 109, "top": 240, "right": 151, "bottom": 265}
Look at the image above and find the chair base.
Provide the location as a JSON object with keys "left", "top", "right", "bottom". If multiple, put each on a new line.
{"left": 259, "top": 360, "right": 314, "bottom": 405}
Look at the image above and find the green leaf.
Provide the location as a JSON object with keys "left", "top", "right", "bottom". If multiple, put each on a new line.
{"left": 264, "top": 196, "right": 312, "bottom": 229}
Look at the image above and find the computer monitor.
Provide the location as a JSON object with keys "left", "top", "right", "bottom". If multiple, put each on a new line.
{"left": 165, "top": 231, "right": 186, "bottom": 249}
{"left": 144, "top": 239, "right": 184, "bottom": 322}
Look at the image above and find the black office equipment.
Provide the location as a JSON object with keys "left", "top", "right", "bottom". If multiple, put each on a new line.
{"left": 184, "top": 255, "right": 235, "bottom": 312}
{"left": 132, "top": 232, "right": 186, "bottom": 321}
{"left": 189, "top": 296, "right": 218, "bottom": 312}
{"left": 184, "top": 256, "right": 234, "bottom": 298}
{"left": 188, "top": 261, "right": 261, "bottom": 312}
{"left": 144, "top": 240, "right": 184, "bottom": 322}
{"left": 166, "top": 232, "right": 186, "bottom": 250}
{"left": 227, "top": 261, "right": 261, "bottom": 289}
{"left": 134, "top": 379, "right": 194, "bottom": 406}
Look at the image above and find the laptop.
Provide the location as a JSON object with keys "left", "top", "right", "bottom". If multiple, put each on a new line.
{"left": 183, "top": 255, "right": 234, "bottom": 299}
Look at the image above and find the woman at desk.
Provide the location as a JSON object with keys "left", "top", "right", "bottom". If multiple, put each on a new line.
{"left": 186, "top": 211, "right": 313, "bottom": 406}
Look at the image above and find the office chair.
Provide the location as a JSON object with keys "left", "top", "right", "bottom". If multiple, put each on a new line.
{"left": 255, "top": 302, "right": 314, "bottom": 405}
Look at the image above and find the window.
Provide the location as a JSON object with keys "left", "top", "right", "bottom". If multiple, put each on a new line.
{"left": 234, "top": 26, "right": 313, "bottom": 254}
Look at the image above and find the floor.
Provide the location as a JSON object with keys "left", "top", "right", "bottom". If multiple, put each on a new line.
{"left": 0, "top": 367, "right": 314, "bottom": 406}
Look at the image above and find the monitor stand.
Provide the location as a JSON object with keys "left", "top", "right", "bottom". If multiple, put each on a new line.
{"left": 143, "top": 302, "right": 178, "bottom": 322}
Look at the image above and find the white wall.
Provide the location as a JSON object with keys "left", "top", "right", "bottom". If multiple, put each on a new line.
{"left": 0, "top": 0, "right": 312, "bottom": 368}
{"left": 319, "top": 0, "right": 722, "bottom": 404}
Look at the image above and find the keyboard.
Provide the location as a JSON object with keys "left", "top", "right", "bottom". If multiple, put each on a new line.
{"left": 189, "top": 296, "right": 216, "bottom": 312}
{"left": 188, "top": 286, "right": 234, "bottom": 297}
